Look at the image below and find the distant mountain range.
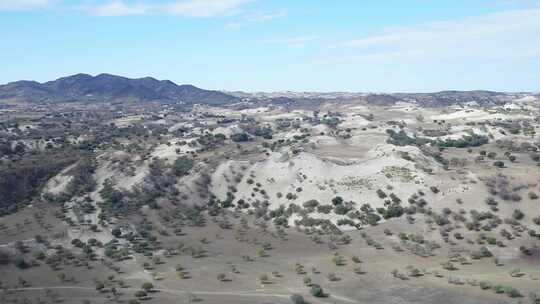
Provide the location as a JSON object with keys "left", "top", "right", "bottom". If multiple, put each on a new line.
{"left": 1, "top": 73, "right": 536, "bottom": 107}
{"left": 0, "top": 73, "right": 238, "bottom": 105}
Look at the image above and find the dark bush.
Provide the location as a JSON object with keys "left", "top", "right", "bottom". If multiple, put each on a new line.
{"left": 310, "top": 284, "right": 324, "bottom": 297}
{"left": 173, "top": 157, "right": 194, "bottom": 177}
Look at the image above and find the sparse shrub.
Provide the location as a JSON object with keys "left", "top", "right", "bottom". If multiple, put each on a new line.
{"left": 406, "top": 265, "right": 422, "bottom": 277}
{"left": 493, "top": 161, "right": 505, "bottom": 168}
{"left": 487, "top": 152, "right": 497, "bottom": 159}
{"left": 111, "top": 227, "right": 122, "bottom": 238}
{"left": 303, "top": 199, "right": 319, "bottom": 209}
{"left": 14, "top": 256, "right": 29, "bottom": 269}
{"left": 141, "top": 282, "right": 153, "bottom": 292}
{"left": 507, "top": 287, "right": 523, "bottom": 298}
{"left": 441, "top": 261, "right": 457, "bottom": 271}
{"left": 217, "top": 273, "right": 226, "bottom": 281}
{"left": 310, "top": 284, "right": 324, "bottom": 297}
{"left": 134, "top": 290, "right": 147, "bottom": 299}
{"left": 331, "top": 196, "right": 344, "bottom": 206}
{"left": 317, "top": 204, "right": 333, "bottom": 214}
{"left": 231, "top": 133, "right": 250, "bottom": 142}
{"left": 95, "top": 282, "right": 105, "bottom": 291}
{"left": 376, "top": 189, "right": 387, "bottom": 199}
{"left": 512, "top": 209, "right": 524, "bottom": 221}
{"left": 290, "top": 294, "right": 305, "bottom": 304}
{"left": 479, "top": 281, "right": 492, "bottom": 290}
{"left": 327, "top": 272, "right": 339, "bottom": 281}
{"left": 259, "top": 273, "right": 269, "bottom": 284}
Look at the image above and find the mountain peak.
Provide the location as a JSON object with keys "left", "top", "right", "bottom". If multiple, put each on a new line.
{"left": 0, "top": 73, "right": 237, "bottom": 105}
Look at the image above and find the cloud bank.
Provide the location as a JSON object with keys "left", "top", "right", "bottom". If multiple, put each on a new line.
{"left": 329, "top": 9, "right": 540, "bottom": 64}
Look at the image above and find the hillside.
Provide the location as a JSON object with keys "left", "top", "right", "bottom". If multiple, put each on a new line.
{"left": 0, "top": 73, "right": 238, "bottom": 105}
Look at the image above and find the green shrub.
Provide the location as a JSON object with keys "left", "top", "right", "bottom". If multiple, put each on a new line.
{"left": 310, "top": 284, "right": 324, "bottom": 297}
{"left": 290, "top": 294, "right": 305, "bottom": 304}
{"left": 173, "top": 157, "right": 194, "bottom": 177}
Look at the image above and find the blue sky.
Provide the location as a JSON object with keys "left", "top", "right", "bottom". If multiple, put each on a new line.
{"left": 1, "top": 0, "right": 539, "bottom": 92}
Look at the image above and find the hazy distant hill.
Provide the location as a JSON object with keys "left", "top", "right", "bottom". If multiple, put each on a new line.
{"left": 0, "top": 73, "right": 238, "bottom": 105}
{"left": 394, "top": 90, "right": 511, "bottom": 107}
{"left": 229, "top": 90, "right": 531, "bottom": 107}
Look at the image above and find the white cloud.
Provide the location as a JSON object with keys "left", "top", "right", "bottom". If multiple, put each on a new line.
{"left": 1, "top": 0, "right": 284, "bottom": 29}
{"left": 262, "top": 35, "right": 318, "bottom": 47}
{"left": 0, "top": 0, "right": 54, "bottom": 10}
{"left": 224, "top": 9, "right": 286, "bottom": 29}
{"left": 331, "top": 9, "right": 540, "bottom": 64}
{"left": 495, "top": 0, "right": 540, "bottom": 8}
{"left": 165, "top": 0, "right": 251, "bottom": 18}
{"left": 91, "top": 1, "right": 149, "bottom": 16}
{"left": 90, "top": 0, "right": 252, "bottom": 17}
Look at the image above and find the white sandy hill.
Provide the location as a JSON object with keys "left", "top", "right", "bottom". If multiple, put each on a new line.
{"left": 65, "top": 151, "right": 151, "bottom": 245}
{"left": 311, "top": 124, "right": 331, "bottom": 134}
{"left": 239, "top": 107, "right": 269, "bottom": 115}
{"left": 210, "top": 124, "right": 242, "bottom": 137}
{"left": 309, "top": 135, "right": 340, "bottom": 147}
{"left": 514, "top": 95, "right": 537, "bottom": 103}
{"left": 12, "top": 139, "right": 52, "bottom": 151}
{"left": 151, "top": 139, "right": 198, "bottom": 162}
{"left": 347, "top": 105, "right": 370, "bottom": 112}
{"left": 111, "top": 115, "right": 144, "bottom": 127}
{"left": 43, "top": 163, "right": 77, "bottom": 195}
{"left": 430, "top": 109, "right": 531, "bottom": 122}
{"left": 340, "top": 113, "right": 371, "bottom": 129}
{"left": 168, "top": 122, "right": 194, "bottom": 132}
{"left": 259, "top": 109, "right": 311, "bottom": 122}
{"left": 274, "top": 129, "right": 305, "bottom": 140}
{"left": 193, "top": 105, "right": 271, "bottom": 119}
{"left": 389, "top": 102, "right": 420, "bottom": 113}
{"left": 418, "top": 125, "right": 490, "bottom": 141}
{"left": 211, "top": 145, "right": 445, "bottom": 229}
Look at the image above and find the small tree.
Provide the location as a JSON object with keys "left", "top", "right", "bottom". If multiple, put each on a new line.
{"left": 290, "top": 294, "right": 305, "bottom": 304}
{"left": 327, "top": 273, "right": 339, "bottom": 281}
{"left": 173, "top": 157, "right": 194, "bottom": 177}
{"left": 256, "top": 248, "right": 267, "bottom": 257}
{"left": 141, "top": 282, "right": 154, "bottom": 292}
{"left": 95, "top": 282, "right": 105, "bottom": 291}
{"left": 441, "top": 261, "right": 457, "bottom": 271}
{"left": 13, "top": 256, "right": 29, "bottom": 269}
{"left": 310, "top": 284, "right": 324, "bottom": 297}
{"left": 259, "top": 274, "right": 269, "bottom": 284}
{"left": 493, "top": 161, "right": 505, "bottom": 168}
{"left": 111, "top": 227, "right": 122, "bottom": 238}
{"left": 134, "top": 290, "right": 147, "bottom": 299}
{"left": 186, "top": 293, "right": 198, "bottom": 304}
{"left": 331, "top": 196, "right": 344, "bottom": 206}
{"left": 217, "top": 273, "right": 226, "bottom": 281}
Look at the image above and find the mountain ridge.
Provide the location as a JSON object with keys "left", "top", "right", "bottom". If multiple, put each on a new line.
{"left": 0, "top": 73, "right": 238, "bottom": 105}
{"left": 1, "top": 74, "right": 537, "bottom": 107}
